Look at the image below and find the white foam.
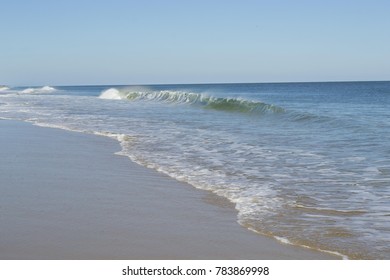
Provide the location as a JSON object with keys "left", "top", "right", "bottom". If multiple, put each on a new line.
{"left": 20, "top": 86, "right": 57, "bottom": 94}
{"left": 98, "top": 88, "right": 123, "bottom": 100}
{"left": 31, "top": 121, "right": 81, "bottom": 133}
{"left": 246, "top": 225, "right": 349, "bottom": 260}
{"left": 0, "top": 86, "right": 10, "bottom": 92}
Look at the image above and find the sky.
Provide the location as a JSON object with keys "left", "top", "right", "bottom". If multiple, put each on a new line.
{"left": 1, "top": 0, "right": 389, "bottom": 86}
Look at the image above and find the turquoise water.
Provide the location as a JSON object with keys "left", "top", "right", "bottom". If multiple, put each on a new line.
{"left": 1, "top": 82, "right": 389, "bottom": 259}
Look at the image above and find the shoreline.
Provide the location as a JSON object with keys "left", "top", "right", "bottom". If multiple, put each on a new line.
{"left": 0, "top": 119, "right": 339, "bottom": 259}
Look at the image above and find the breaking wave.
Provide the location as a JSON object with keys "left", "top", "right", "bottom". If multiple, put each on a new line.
{"left": 99, "top": 87, "right": 285, "bottom": 114}
{"left": 98, "top": 88, "right": 124, "bottom": 100}
{"left": 20, "top": 86, "right": 57, "bottom": 94}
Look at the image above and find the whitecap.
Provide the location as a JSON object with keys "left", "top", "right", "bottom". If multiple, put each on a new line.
{"left": 20, "top": 86, "right": 57, "bottom": 94}
{"left": 98, "top": 88, "right": 123, "bottom": 100}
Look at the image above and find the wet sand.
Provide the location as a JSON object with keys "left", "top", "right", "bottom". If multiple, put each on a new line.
{"left": 0, "top": 120, "right": 338, "bottom": 259}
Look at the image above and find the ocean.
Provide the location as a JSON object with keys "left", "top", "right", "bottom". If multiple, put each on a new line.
{"left": 1, "top": 81, "right": 389, "bottom": 259}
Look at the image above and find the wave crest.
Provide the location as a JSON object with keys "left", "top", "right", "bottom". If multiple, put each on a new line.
{"left": 98, "top": 88, "right": 123, "bottom": 100}
{"left": 100, "top": 88, "right": 285, "bottom": 114}
{"left": 128, "top": 90, "right": 284, "bottom": 114}
{"left": 0, "top": 86, "right": 10, "bottom": 92}
{"left": 20, "top": 86, "right": 57, "bottom": 94}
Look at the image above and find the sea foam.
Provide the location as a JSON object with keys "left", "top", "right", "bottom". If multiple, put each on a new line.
{"left": 21, "top": 86, "right": 57, "bottom": 94}
{"left": 98, "top": 88, "right": 123, "bottom": 100}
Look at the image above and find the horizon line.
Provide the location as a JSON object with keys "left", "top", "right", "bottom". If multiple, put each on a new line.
{"left": 4, "top": 79, "right": 390, "bottom": 88}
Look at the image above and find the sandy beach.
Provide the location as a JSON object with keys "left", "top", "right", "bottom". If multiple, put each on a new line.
{"left": 0, "top": 120, "right": 338, "bottom": 259}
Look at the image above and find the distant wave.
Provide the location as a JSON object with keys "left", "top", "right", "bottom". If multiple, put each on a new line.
{"left": 99, "top": 87, "right": 285, "bottom": 115}
{"left": 20, "top": 86, "right": 57, "bottom": 94}
{"left": 0, "top": 86, "right": 10, "bottom": 92}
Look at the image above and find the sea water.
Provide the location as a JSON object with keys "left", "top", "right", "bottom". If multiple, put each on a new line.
{"left": 1, "top": 82, "right": 389, "bottom": 259}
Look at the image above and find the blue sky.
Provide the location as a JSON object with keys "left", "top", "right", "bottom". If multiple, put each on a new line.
{"left": 1, "top": 0, "right": 389, "bottom": 85}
